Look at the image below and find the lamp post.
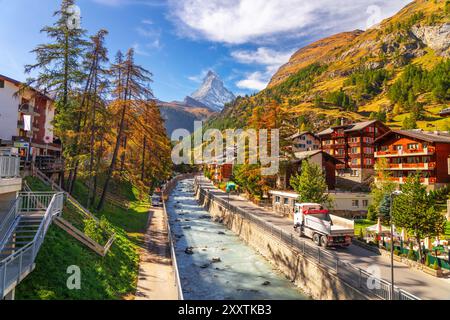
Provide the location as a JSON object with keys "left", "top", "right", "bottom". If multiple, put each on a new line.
{"left": 389, "top": 190, "right": 402, "bottom": 300}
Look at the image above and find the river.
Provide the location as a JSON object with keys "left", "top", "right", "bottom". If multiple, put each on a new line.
{"left": 167, "top": 179, "right": 308, "bottom": 300}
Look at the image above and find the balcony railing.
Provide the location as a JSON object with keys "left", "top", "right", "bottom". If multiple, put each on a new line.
{"left": 379, "top": 177, "right": 437, "bottom": 185}
{"left": 0, "top": 156, "right": 20, "bottom": 179}
{"left": 386, "top": 162, "right": 436, "bottom": 170}
{"left": 375, "top": 147, "right": 436, "bottom": 158}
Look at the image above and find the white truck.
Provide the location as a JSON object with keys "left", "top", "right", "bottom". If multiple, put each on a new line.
{"left": 293, "top": 203, "right": 354, "bottom": 248}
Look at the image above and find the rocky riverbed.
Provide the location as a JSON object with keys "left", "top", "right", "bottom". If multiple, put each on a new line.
{"left": 167, "top": 179, "right": 308, "bottom": 300}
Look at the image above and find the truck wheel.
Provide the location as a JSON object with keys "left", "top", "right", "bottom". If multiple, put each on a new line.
{"left": 320, "top": 236, "right": 328, "bottom": 248}
{"left": 313, "top": 234, "right": 321, "bottom": 246}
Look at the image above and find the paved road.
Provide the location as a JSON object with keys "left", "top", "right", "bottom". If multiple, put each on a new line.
{"left": 196, "top": 177, "right": 450, "bottom": 300}
{"left": 135, "top": 204, "right": 178, "bottom": 300}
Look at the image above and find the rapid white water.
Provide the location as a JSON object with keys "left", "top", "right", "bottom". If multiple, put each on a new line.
{"left": 167, "top": 179, "right": 308, "bottom": 300}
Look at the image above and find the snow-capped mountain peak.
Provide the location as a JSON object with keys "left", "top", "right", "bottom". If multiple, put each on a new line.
{"left": 190, "top": 71, "right": 235, "bottom": 112}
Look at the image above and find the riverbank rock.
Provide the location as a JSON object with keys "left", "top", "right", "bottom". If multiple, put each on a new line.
{"left": 185, "top": 247, "right": 194, "bottom": 255}
{"left": 262, "top": 281, "right": 271, "bottom": 286}
{"left": 211, "top": 257, "right": 222, "bottom": 263}
{"left": 199, "top": 215, "right": 211, "bottom": 220}
{"left": 183, "top": 226, "right": 192, "bottom": 230}
{"left": 200, "top": 263, "right": 210, "bottom": 269}
{"left": 218, "top": 231, "right": 226, "bottom": 235}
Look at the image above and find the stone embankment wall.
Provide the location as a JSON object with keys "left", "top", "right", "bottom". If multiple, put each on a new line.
{"left": 195, "top": 183, "right": 370, "bottom": 300}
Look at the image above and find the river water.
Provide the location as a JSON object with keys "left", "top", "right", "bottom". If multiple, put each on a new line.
{"left": 167, "top": 179, "right": 308, "bottom": 300}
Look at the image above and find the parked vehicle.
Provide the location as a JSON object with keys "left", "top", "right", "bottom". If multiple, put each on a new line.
{"left": 293, "top": 203, "right": 354, "bottom": 247}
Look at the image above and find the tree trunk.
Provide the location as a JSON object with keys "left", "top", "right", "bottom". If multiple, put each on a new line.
{"left": 97, "top": 63, "right": 130, "bottom": 211}
{"left": 86, "top": 69, "right": 99, "bottom": 208}
{"left": 141, "top": 136, "right": 146, "bottom": 181}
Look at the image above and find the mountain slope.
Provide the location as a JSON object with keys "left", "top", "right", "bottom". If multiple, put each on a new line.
{"left": 157, "top": 100, "right": 214, "bottom": 136}
{"left": 191, "top": 71, "right": 236, "bottom": 112}
{"left": 208, "top": 0, "right": 449, "bottom": 134}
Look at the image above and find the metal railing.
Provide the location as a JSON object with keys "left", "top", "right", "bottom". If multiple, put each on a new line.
{"left": 194, "top": 177, "right": 420, "bottom": 301}
{"left": 0, "top": 192, "right": 65, "bottom": 298}
{"left": 0, "top": 156, "right": 20, "bottom": 179}
{"left": 161, "top": 175, "right": 195, "bottom": 301}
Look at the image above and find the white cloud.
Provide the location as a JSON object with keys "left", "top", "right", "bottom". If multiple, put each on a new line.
{"left": 232, "top": 47, "right": 294, "bottom": 91}
{"left": 168, "top": 0, "right": 412, "bottom": 44}
{"left": 188, "top": 69, "right": 210, "bottom": 83}
{"left": 231, "top": 47, "right": 294, "bottom": 66}
{"left": 236, "top": 71, "right": 268, "bottom": 91}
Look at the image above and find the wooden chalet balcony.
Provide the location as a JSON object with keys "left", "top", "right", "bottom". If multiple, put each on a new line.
{"left": 375, "top": 147, "right": 436, "bottom": 158}
{"left": 386, "top": 162, "right": 436, "bottom": 170}
{"left": 376, "top": 176, "right": 437, "bottom": 185}
{"left": 336, "top": 164, "right": 347, "bottom": 170}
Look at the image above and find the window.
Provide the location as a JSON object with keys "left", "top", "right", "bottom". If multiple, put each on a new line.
{"left": 394, "top": 145, "right": 403, "bottom": 151}
{"left": 352, "top": 200, "right": 359, "bottom": 208}
{"left": 307, "top": 140, "right": 312, "bottom": 145}
{"left": 364, "top": 147, "right": 374, "bottom": 154}
{"left": 351, "top": 158, "right": 359, "bottom": 165}
{"left": 275, "top": 196, "right": 281, "bottom": 204}
{"left": 363, "top": 200, "right": 369, "bottom": 207}
{"left": 0, "top": 80, "right": 4, "bottom": 88}
{"left": 408, "top": 143, "right": 419, "bottom": 150}
{"left": 366, "top": 159, "right": 373, "bottom": 166}
{"left": 284, "top": 198, "right": 290, "bottom": 205}
{"left": 301, "top": 136, "right": 306, "bottom": 140}
{"left": 364, "top": 137, "right": 374, "bottom": 143}
{"left": 349, "top": 137, "right": 359, "bottom": 143}
{"left": 338, "top": 149, "right": 345, "bottom": 155}
{"left": 297, "top": 144, "right": 306, "bottom": 149}
{"left": 351, "top": 147, "right": 359, "bottom": 154}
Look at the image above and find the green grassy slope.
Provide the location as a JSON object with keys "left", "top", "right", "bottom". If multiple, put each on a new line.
{"left": 15, "top": 177, "right": 149, "bottom": 300}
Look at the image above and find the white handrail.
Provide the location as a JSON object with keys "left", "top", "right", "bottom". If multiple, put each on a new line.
{"left": 0, "top": 192, "right": 65, "bottom": 298}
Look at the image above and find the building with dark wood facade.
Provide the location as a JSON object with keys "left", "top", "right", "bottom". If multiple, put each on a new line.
{"left": 375, "top": 129, "right": 450, "bottom": 190}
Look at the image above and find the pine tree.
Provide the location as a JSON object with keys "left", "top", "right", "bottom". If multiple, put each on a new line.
{"left": 24, "top": 0, "right": 87, "bottom": 111}
{"left": 370, "top": 158, "right": 397, "bottom": 222}
{"left": 290, "top": 160, "right": 333, "bottom": 207}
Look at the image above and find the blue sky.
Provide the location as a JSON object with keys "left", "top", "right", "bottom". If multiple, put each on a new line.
{"left": 0, "top": 0, "right": 411, "bottom": 102}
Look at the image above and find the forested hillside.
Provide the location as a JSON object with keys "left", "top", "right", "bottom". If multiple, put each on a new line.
{"left": 208, "top": 0, "right": 449, "bottom": 135}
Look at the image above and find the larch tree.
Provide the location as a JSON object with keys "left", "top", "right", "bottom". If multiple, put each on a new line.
{"left": 392, "top": 174, "right": 446, "bottom": 263}
{"left": 97, "top": 48, "right": 153, "bottom": 210}
{"left": 290, "top": 160, "right": 333, "bottom": 207}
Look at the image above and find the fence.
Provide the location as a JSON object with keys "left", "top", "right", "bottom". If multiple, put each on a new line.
{"left": 0, "top": 192, "right": 65, "bottom": 298}
{"left": 0, "top": 156, "right": 20, "bottom": 179}
{"left": 195, "top": 178, "right": 420, "bottom": 301}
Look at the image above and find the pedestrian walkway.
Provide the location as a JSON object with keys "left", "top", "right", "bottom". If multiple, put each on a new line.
{"left": 135, "top": 205, "right": 178, "bottom": 300}
{"left": 196, "top": 177, "right": 450, "bottom": 300}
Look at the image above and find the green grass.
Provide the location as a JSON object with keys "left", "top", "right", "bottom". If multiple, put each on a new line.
{"left": 445, "top": 222, "right": 450, "bottom": 239}
{"left": 354, "top": 219, "right": 377, "bottom": 237}
{"left": 16, "top": 176, "right": 149, "bottom": 300}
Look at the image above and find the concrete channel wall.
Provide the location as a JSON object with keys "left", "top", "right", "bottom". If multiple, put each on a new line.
{"left": 161, "top": 174, "right": 198, "bottom": 300}
{"left": 194, "top": 182, "right": 370, "bottom": 300}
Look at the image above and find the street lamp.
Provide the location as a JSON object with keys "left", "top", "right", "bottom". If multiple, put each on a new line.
{"left": 389, "top": 190, "right": 402, "bottom": 300}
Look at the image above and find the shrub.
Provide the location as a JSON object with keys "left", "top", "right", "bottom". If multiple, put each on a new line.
{"left": 432, "top": 260, "right": 440, "bottom": 271}
{"left": 425, "top": 255, "right": 430, "bottom": 267}
{"left": 407, "top": 243, "right": 417, "bottom": 261}
{"left": 394, "top": 249, "right": 400, "bottom": 256}
{"left": 358, "top": 228, "right": 364, "bottom": 240}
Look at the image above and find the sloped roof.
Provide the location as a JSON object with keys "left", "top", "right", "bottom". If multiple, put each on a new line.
{"left": 317, "top": 120, "right": 380, "bottom": 136}
{"left": 288, "top": 131, "right": 319, "bottom": 140}
{"left": 376, "top": 130, "right": 450, "bottom": 144}
{"left": 0, "top": 73, "right": 54, "bottom": 101}
{"left": 293, "top": 150, "right": 343, "bottom": 164}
